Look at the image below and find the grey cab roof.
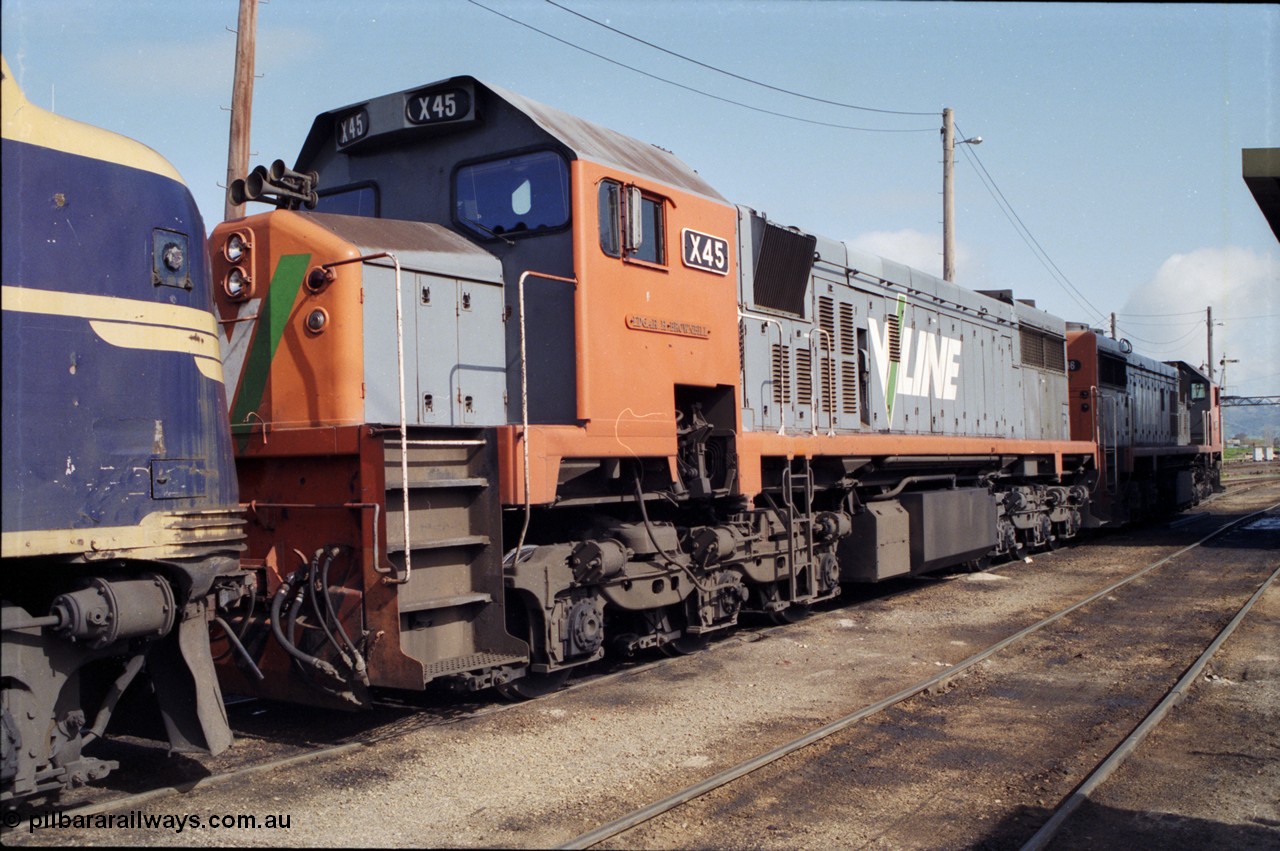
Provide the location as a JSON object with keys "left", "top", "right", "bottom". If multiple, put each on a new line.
{"left": 296, "top": 75, "right": 727, "bottom": 203}
{"left": 295, "top": 212, "right": 503, "bottom": 284}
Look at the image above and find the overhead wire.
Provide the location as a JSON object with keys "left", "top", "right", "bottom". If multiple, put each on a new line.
{"left": 542, "top": 0, "right": 936, "bottom": 117}
{"left": 1222, "top": 313, "right": 1280, "bottom": 321}
{"left": 1113, "top": 321, "right": 1207, "bottom": 349}
{"left": 1107, "top": 316, "right": 1206, "bottom": 328}
{"left": 478, "top": 0, "right": 1223, "bottom": 343}
{"left": 1115, "top": 308, "right": 1208, "bottom": 318}
{"left": 466, "top": 0, "right": 936, "bottom": 133}
{"left": 954, "top": 124, "right": 1108, "bottom": 326}
{"left": 1108, "top": 312, "right": 1277, "bottom": 355}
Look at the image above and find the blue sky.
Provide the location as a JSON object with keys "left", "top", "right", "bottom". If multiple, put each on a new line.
{"left": 4, "top": 1, "right": 1277, "bottom": 405}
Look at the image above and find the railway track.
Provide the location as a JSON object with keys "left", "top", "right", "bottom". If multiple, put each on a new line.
{"left": 3, "top": 484, "right": 1275, "bottom": 846}
{"left": 560, "top": 500, "right": 1280, "bottom": 850}
{"left": 3, "top": 546, "right": 944, "bottom": 827}
{"left": 1020, "top": 557, "right": 1278, "bottom": 851}
{"left": 0, "top": 579, "right": 908, "bottom": 826}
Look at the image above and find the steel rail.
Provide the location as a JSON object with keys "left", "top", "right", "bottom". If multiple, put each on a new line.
{"left": 1020, "top": 558, "right": 1280, "bottom": 851}
{"left": 15, "top": 500, "right": 1267, "bottom": 829}
{"left": 557, "top": 501, "right": 1280, "bottom": 850}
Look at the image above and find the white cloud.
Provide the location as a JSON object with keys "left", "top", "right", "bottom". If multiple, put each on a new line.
{"left": 848, "top": 229, "right": 973, "bottom": 281}
{"left": 1120, "top": 246, "right": 1279, "bottom": 395}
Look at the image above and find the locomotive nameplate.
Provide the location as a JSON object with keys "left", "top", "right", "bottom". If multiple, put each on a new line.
{"left": 681, "top": 228, "right": 730, "bottom": 275}
{"left": 404, "top": 84, "right": 474, "bottom": 127}
{"left": 626, "top": 314, "right": 711, "bottom": 339}
{"left": 335, "top": 107, "right": 370, "bottom": 149}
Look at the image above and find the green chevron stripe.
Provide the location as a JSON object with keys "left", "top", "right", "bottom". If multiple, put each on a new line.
{"left": 885, "top": 294, "right": 907, "bottom": 424}
{"left": 230, "top": 253, "right": 311, "bottom": 446}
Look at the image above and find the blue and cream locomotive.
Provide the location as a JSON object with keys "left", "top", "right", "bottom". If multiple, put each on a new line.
{"left": 1, "top": 57, "right": 244, "bottom": 801}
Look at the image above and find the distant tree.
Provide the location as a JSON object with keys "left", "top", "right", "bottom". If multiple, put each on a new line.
{"left": 1233, "top": 432, "right": 1249, "bottom": 442}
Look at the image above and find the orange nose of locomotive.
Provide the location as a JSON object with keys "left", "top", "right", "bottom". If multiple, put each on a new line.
{"left": 211, "top": 211, "right": 367, "bottom": 437}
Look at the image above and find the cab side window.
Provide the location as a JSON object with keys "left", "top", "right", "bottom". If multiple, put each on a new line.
{"left": 598, "top": 178, "right": 665, "bottom": 265}
{"left": 633, "top": 194, "right": 665, "bottom": 265}
{"left": 599, "top": 181, "right": 621, "bottom": 257}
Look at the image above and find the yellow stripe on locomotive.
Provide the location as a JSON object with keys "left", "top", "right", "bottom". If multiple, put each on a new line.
{"left": 0, "top": 285, "right": 224, "bottom": 382}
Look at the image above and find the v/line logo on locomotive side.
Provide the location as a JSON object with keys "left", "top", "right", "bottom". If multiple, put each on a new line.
{"left": 868, "top": 295, "right": 965, "bottom": 426}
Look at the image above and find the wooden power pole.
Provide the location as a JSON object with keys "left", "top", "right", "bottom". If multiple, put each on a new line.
{"left": 942, "top": 109, "right": 980, "bottom": 283}
{"left": 224, "top": 0, "right": 257, "bottom": 221}
{"left": 942, "top": 108, "right": 956, "bottom": 283}
{"left": 1206, "top": 305, "right": 1214, "bottom": 383}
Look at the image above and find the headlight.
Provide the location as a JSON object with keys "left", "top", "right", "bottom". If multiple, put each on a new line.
{"left": 224, "top": 232, "right": 249, "bottom": 263}
{"left": 224, "top": 267, "right": 252, "bottom": 300}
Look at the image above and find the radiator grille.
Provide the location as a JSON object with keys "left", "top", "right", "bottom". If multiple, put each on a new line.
{"left": 796, "top": 348, "right": 812, "bottom": 404}
{"left": 820, "top": 357, "right": 836, "bottom": 413}
{"left": 818, "top": 297, "right": 835, "bottom": 339}
{"left": 1020, "top": 328, "right": 1067, "bottom": 371}
{"left": 842, "top": 361, "right": 859, "bottom": 414}
{"left": 771, "top": 344, "right": 792, "bottom": 404}
{"left": 752, "top": 222, "right": 816, "bottom": 316}
{"left": 888, "top": 313, "right": 902, "bottom": 363}
{"left": 839, "top": 303, "right": 855, "bottom": 354}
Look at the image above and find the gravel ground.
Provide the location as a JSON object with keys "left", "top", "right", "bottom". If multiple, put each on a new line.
{"left": 4, "top": 481, "right": 1277, "bottom": 849}
{"left": 610, "top": 492, "right": 1279, "bottom": 850}
{"left": 1049, "top": 515, "right": 1280, "bottom": 850}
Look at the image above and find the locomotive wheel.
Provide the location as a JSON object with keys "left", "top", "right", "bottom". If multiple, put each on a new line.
{"left": 659, "top": 633, "right": 709, "bottom": 657}
{"left": 770, "top": 603, "right": 811, "bottom": 625}
{"left": 495, "top": 669, "right": 572, "bottom": 701}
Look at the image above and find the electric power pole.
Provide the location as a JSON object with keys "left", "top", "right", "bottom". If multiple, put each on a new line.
{"left": 1206, "top": 306, "right": 1214, "bottom": 383}
{"left": 1110, "top": 312, "right": 1117, "bottom": 340}
{"left": 942, "top": 108, "right": 956, "bottom": 283}
{"left": 224, "top": 0, "right": 257, "bottom": 222}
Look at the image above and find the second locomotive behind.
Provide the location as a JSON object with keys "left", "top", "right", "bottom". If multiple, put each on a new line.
{"left": 208, "top": 76, "right": 1220, "bottom": 706}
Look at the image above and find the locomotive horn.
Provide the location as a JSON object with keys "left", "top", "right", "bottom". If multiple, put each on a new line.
{"left": 269, "top": 159, "right": 321, "bottom": 192}
{"left": 263, "top": 181, "right": 319, "bottom": 209}
{"left": 237, "top": 162, "right": 319, "bottom": 210}
{"left": 244, "top": 165, "right": 270, "bottom": 201}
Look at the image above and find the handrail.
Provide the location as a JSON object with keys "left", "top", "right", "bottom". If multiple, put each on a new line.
{"left": 515, "top": 270, "right": 578, "bottom": 561}
{"left": 245, "top": 501, "right": 382, "bottom": 578}
{"left": 807, "top": 327, "right": 836, "bottom": 437}
{"left": 738, "top": 309, "right": 787, "bottom": 435}
{"left": 321, "top": 252, "right": 411, "bottom": 585}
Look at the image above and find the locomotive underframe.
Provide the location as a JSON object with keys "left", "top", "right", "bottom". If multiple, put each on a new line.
{"left": 1, "top": 553, "right": 240, "bottom": 802}
{"left": 1087, "top": 446, "right": 1221, "bottom": 526}
{"left": 215, "top": 415, "right": 1100, "bottom": 710}
{"left": 497, "top": 444, "right": 1097, "bottom": 686}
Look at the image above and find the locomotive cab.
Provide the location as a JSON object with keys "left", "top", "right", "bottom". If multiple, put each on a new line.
{"left": 290, "top": 76, "right": 745, "bottom": 504}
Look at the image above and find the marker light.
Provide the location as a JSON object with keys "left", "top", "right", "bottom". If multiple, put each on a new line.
{"left": 305, "top": 308, "right": 329, "bottom": 333}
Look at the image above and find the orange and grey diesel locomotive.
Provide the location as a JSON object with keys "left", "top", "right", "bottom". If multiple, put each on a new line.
{"left": 206, "top": 75, "right": 1221, "bottom": 708}
{"left": 1066, "top": 328, "right": 1221, "bottom": 524}
{"left": 1, "top": 58, "right": 245, "bottom": 801}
